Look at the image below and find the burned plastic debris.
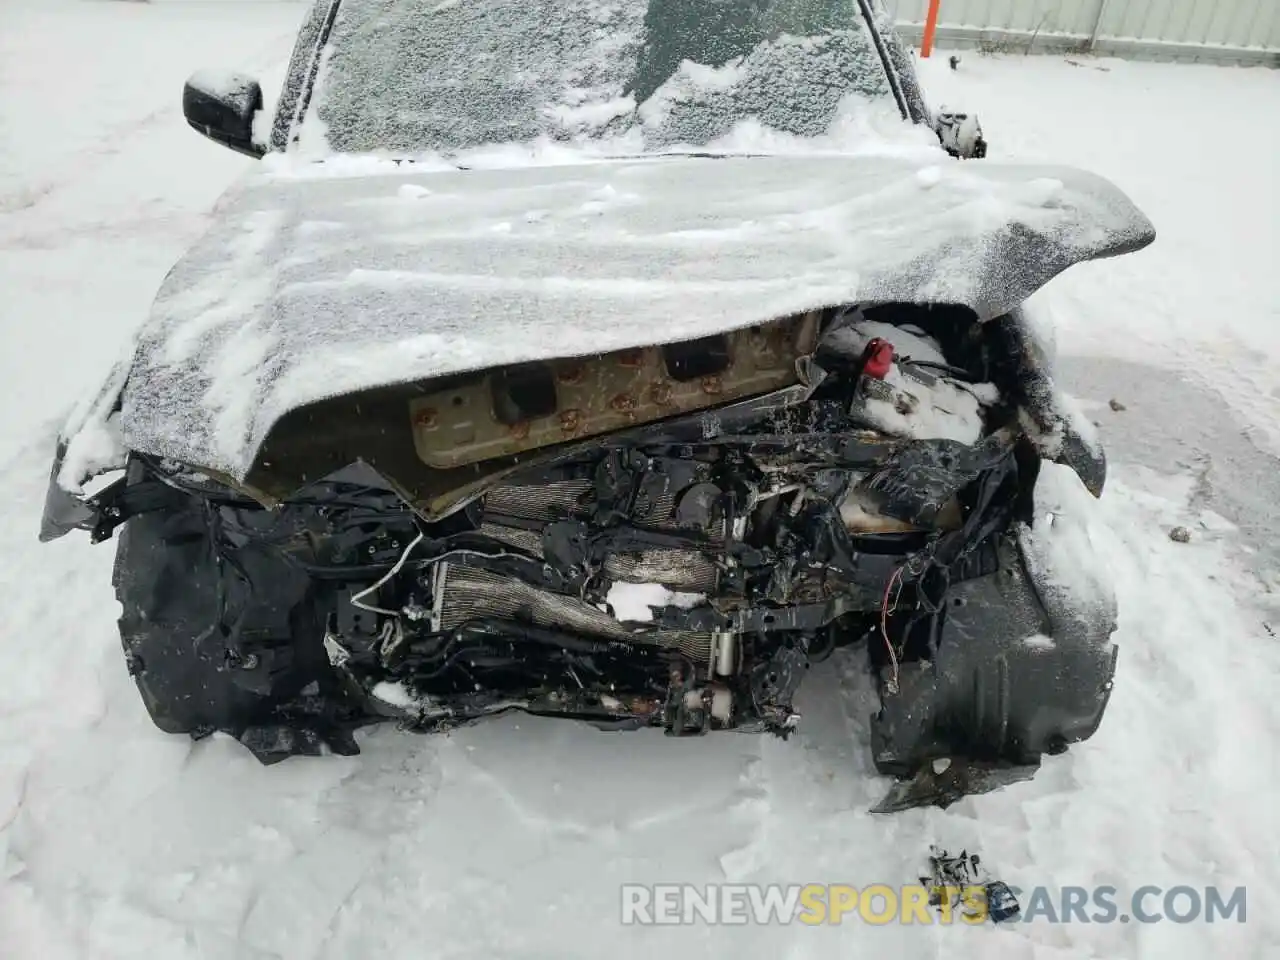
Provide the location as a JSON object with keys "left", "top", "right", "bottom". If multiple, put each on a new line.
{"left": 921, "top": 845, "right": 1021, "bottom": 924}
{"left": 872, "top": 759, "right": 1040, "bottom": 814}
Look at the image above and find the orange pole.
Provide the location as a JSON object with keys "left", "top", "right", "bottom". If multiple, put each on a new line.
{"left": 922, "top": 0, "right": 942, "bottom": 58}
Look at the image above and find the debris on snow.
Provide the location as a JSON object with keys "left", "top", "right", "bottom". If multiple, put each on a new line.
{"left": 1170, "top": 526, "right": 1192, "bottom": 543}
{"left": 920, "top": 846, "right": 1022, "bottom": 924}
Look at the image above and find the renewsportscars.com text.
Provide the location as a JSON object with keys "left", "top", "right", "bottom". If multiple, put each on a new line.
{"left": 620, "top": 883, "right": 1247, "bottom": 925}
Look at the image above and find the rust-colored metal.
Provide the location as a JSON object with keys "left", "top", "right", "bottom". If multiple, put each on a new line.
{"left": 557, "top": 362, "right": 585, "bottom": 385}
{"left": 559, "top": 408, "right": 582, "bottom": 434}
{"left": 650, "top": 382, "right": 673, "bottom": 406}
{"left": 840, "top": 489, "right": 963, "bottom": 533}
{"left": 408, "top": 312, "right": 820, "bottom": 470}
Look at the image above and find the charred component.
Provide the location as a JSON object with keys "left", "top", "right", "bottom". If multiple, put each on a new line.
{"left": 67, "top": 304, "right": 1116, "bottom": 810}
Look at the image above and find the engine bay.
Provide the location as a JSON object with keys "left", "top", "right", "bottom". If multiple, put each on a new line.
{"left": 144, "top": 308, "right": 1012, "bottom": 724}
{"left": 321, "top": 413, "right": 1021, "bottom": 740}
{"left": 85, "top": 302, "right": 1117, "bottom": 808}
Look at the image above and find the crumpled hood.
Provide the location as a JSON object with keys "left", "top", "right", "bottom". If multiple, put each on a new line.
{"left": 118, "top": 153, "right": 1154, "bottom": 480}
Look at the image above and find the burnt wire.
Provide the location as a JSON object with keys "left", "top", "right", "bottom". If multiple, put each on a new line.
{"left": 879, "top": 565, "right": 904, "bottom": 693}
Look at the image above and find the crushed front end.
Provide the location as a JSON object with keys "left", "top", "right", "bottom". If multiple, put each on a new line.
{"left": 58, "top": 304, "right": 1118, "bottom": 810}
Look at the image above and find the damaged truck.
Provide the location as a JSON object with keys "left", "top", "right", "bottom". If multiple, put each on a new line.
{"left": 38, "top": 0, "right": 1154, "bottom": 811}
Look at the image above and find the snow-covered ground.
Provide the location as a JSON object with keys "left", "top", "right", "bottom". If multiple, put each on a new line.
{"left": 1, "top": 3, "right": 1278, "bottom": 957}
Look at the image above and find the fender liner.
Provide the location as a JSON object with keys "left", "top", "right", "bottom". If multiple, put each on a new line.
{"left": 870, "top": 529, "right": 1117, "bottom": 775}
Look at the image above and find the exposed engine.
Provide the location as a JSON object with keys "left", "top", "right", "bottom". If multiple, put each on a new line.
{"left": 94, "top": 302, "right": 1116, "bottom": 807}
{"left": 321, "top": 415, "right": 1015, "bottom": 741}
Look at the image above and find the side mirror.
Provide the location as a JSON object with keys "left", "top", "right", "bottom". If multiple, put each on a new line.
{"left": 183, "top": 71, "right": 265, "bottom": 158}
{"left": 933, "top": 109, "right": 987, "bottom": 160}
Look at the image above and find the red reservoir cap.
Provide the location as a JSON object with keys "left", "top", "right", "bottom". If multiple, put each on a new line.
{"left": 861, "top": 338, "right": 895, "bottom": 380}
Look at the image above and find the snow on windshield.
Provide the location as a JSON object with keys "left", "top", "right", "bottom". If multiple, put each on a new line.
{"left": 305, "top": 0, "right": 894, "bottom": 155}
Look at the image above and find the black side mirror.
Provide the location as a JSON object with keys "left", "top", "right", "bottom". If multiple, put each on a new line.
{"left": 183, "top": 71, "right": 265, "bottom": 158}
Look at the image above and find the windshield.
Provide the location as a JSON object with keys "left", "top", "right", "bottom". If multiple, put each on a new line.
{"left": 298, "top": 0, "right": 896, "bottom": 155}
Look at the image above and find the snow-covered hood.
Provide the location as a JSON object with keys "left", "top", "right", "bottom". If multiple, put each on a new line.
{"left": 117, "top": 153, "right": 1153, "bottom": 480}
